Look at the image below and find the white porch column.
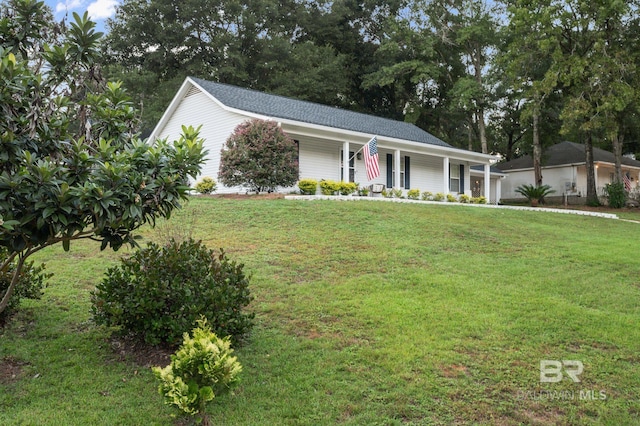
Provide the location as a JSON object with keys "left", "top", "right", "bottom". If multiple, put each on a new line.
{"left": 342, "top": 141, "right": 349, "bottom": 182}
{"left": 484, "top": 164, "right": 491, "bottom": 204}
{"left": 394, "top": 149, "right": 401, "bottom": 189}
{"left": 496, "top": 177, "right": 502, "bottom": 205}
{"left": 443, "top": 157, "right": 450, "bottom": 194}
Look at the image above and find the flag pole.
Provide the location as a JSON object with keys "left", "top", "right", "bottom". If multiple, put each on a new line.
{"left": 348, "top": 144, "right": 366, "bottom": 163}
{"left": 348, "top": 136, "right": 376, "bottom": 162}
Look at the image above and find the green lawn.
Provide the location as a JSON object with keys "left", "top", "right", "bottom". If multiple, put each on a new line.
{"left": 1, "top": 197, "right": 640, "bottom": 425}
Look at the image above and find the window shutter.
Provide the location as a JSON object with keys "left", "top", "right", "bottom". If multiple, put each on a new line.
{"left": 459, "top": 164, "right": 465, "bottom": 193}
{"left": 404, "top": 156, "right": 410, "bottom": 189}
{"left": 386, "top": 154, "right": 393, "bottom": 188}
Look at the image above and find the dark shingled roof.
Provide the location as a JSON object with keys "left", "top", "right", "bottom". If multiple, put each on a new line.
{"left": 496, "top": 141, "right": 640, "bottom": 171}
{"left": 190, "top": 77, "right": 452, "bottom": 148}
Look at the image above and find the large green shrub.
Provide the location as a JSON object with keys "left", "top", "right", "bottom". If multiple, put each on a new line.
{"left": 604, "top": 181, "right": 626, "bottom": 208}
{"left": 153, "top": 318, "right": 242, "bottom": 425}
{"left": 91, "top": 239, "right": 254, "bottom": 345}
{"left": 0, "top": 248, "right": 50, "bottom": 325}
{"left": 218, "top": 119, "right": 299, "bottom": 193}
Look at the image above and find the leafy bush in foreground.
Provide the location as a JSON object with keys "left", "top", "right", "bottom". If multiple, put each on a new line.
{"left": 153, "top": 318, "right": 242, "bottom": 425}
{"left": 91, "top": 239, "right": 254, "bottom": 345}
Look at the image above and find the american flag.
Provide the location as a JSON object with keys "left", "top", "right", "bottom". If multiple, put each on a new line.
{"left": 362, "top": 136, "right": 380, "bottom": 181}
{"left": 623, "top": 173, "right": 632, "bottom": 192}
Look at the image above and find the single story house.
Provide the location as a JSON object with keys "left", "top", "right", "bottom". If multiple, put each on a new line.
{"left": 150, "top": 77, "right": 502, "bottom": 202}
{"left": 496, "top": 141, "right": 640, "bottom": 200}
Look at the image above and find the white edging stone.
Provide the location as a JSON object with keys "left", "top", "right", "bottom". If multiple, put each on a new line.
{"left": 284, "top": 195, "right": 619, "bottom": 220}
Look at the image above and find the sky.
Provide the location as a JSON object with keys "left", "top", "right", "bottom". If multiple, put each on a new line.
{"left": 45, "top": 0, "right": 121, "bottom": 32}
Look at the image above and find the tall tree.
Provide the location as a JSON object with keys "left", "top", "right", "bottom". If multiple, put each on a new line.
{"left": 427, "top": 0, "right": 499, "bottom": 153}
{"left": 101, "top": 0, "right": 390, "bottom": 134}
{"left": 499, "top": 0, "right": 558, "bottom": 184}
{"left": 0, "top": 1, "right": 206, "bottom": 314}
{"left": 544, "top": 0, "right": 639, "bottom": 204}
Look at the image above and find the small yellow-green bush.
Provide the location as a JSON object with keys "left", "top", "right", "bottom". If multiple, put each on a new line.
{"left": 471, "top": 196, "right": 487, "bottom": 204}
{"left": 298, "top": 178, "right": 318, "bottom": 195}
{"left": 459, "top": 194, "right": 470, "bottom": 203}
{"left": 446, "top": 194, "right": 457, "bottom": 203}
{"left": 339, "top": 181, "right": 357, "bottom": 195}
{"left": 153, "top": 318, "right": 242, "bottom": 424}
{"left": 194, "top": 177, "right": 217, "bottom": 194}
{"left": 433, "top": 192, "right": 445, "bottom": 201}
{"left": 319, "top": 179, "right": 341, "bottom": 195}
{"left": 407, "top": 189, "right": 421, "bottom": 200}
{"left": 421, "top": 191, "right": 433, "bottom": 201}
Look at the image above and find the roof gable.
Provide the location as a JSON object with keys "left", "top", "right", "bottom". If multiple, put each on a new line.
{"left": 497, "top": 141, "right": 640, "bottom": 171}
{"left": 189, "top": 77, "right": 452, "bottom": 148}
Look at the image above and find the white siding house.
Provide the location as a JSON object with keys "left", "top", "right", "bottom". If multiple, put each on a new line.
{"left": 150, "top": 77, "right": 501, "bottom": 202}
{"left": 497, "top": 141, "right": 640, "bottom": 200}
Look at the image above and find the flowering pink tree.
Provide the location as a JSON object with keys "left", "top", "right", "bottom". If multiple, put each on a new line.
{"left": 218, "top": 119, "right": 299, "bottom": 193}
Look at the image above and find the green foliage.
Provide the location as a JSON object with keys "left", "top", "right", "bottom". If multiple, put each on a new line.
{"left": 152, "top": 318, "right": 242, "bottom": 423}
{"left": 298, "top": 179, "right": 318, "bottom": 195}
{"left": 421, "top": 191, "right": 433, "bottom": 201}
{"left": 0, "top": 2, "right": 207, "bottom": 316}
{"left": 0, "top": 247, "right": 51, "bottom": 325}
{"left": 358, "top": 186, "right": 369, "bottom": 196}
{"left": 194, "top": 177, "right": 217, "bottom": 195}
{"left": 218, "top": 119, "right": 299, "bottom": 193}
{"left": 459, "top": 194, "right": 471, "bottom": 203}
{"left": 471, "top": 196, "right": 487, "bottom": 204}
{"left": 319, "top": 180, "right": 340, "bottom": 196}
{"left": 515, "top": 184, "right": 555, "bottom": 205}
{"left": 91, "top": 239, "right": 254, "bottom": 345}
{"left": 433, "top": 193, "right": 445, "bottom": 202}
{"left": 604, "top": 182, "right": 627, "bottom": 209}
{"left": 446, "top": 194, "right": 457, "bottom": 203}
{"left": 339, "top": 182, "right": 357, "bottom": 196}
{"left": 391, "top": 188, "right": 404, "bottom": 198}
{"left": 407, "top": 189, "right": 420, "bottom": 200}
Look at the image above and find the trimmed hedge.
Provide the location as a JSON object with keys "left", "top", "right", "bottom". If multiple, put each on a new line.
{"left": 91, "top": 239, "right": 254, "bottom": 345}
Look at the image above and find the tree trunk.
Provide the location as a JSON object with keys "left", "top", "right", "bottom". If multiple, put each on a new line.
{"left": 478, "top": 108, "right": 488, "bottom": 154}
{"left": 473, "top": 46, "right": 488, "bottom": 154}
{"left": 532, "top": 111, "right": 542, "bottom": 186}
{"left": 612, "top": 133, "right": 624, "bottom": 183}
{"left": 468, "top": 120, "right": 473, "bottom": 152}
{"left": 585, "top": 133, "right": 599, "bottom": 206}
{"left": 0, "top": 255, "right": 26, "bottom": 314}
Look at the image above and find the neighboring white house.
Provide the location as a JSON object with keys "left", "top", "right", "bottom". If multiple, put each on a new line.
{"left": 150, "top": 77, "right": 502, "bottom": 202}
{"left": 497, "top": 141, "right": 640, "bottom": 199}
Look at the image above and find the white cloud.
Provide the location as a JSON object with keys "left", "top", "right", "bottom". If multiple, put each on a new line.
{"left": 87, "top": 0, "right": 118, "bottom": 20}
{"left": 55, "top": 0, "right": 84, "bottom": 14}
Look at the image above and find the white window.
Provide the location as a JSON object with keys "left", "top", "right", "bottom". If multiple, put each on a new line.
{"left": 450, "top": 165, "right": 460, "bottom": 193}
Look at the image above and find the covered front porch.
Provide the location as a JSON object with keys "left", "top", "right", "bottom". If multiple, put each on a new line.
{"left": 282, "top": 123, "right": 499, "bottom": 203}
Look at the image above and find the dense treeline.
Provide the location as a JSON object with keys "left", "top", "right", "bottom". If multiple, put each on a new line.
{"left": 100, "top": 0, "right": 640, "bottom": 200}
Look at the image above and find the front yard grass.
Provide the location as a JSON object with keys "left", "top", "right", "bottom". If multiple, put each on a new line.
{"left": 1, "top": 197, "right": 639, "bottom": 425}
